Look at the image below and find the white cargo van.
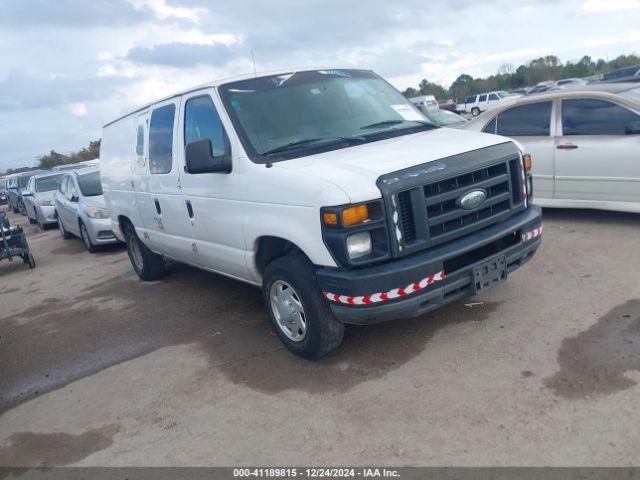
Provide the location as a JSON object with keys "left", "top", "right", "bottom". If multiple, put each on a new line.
{"left": 101, "top": 68, "right": 542, "bottom": 358}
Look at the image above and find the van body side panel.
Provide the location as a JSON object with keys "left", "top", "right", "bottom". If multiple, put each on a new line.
{"left": 240, "top": 163, "right": 349, "bottom": 282}
{"left": 101, "top": 115, "right": 138, "bottom": 241}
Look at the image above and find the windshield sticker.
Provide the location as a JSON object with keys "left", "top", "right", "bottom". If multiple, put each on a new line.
{"left": 310, "top": 88, "right": 322, "bottom": 95}
{"left": 391, "top": 104, "right": 423, "bottom": 121}
{"left": 318, "top": 69, "right": 351, "bottom": 77}
{"left": 231, "top": 99, "right": 241, "bottom": 111}
{"left": 272, "top": 73, "right": 296, "bottom": 86}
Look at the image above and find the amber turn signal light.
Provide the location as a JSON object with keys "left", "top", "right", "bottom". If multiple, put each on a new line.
{"left": 323, "top": 212, "right": 338, "bottom": 225}
{"left": 523, "top": 153, "right": 532, "bottom": 172}
{"left": 342, "top": 204, "right": 369, "bottom": 226}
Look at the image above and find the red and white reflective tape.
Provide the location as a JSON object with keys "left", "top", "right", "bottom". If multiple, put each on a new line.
{"left": 520, "top": 157, "right": 528, "bottom": 207}
{"left": 522, "top": 225, "right": 542, "bottom": 242}
{"left": 323, "top": 270, "right": 446, "bottom": 305}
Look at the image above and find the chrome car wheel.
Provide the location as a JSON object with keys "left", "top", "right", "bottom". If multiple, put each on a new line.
{"left": 270, "top": 280, "right": 307, "bottom": 342}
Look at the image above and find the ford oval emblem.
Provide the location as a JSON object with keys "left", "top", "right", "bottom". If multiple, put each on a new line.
{"left": 458, "top": 189, "right": 487, "bottom": 210}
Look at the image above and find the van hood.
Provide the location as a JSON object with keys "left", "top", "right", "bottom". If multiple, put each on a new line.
{"left": 273, "top": 127, "right": 516, "bottom": 203}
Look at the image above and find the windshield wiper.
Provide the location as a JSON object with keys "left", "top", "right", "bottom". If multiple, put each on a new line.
{"left": 360, "top": 119, "right": 434, "bottom": 130}
{"left": 262, "top": 135, "right": 366, "bottom": 155}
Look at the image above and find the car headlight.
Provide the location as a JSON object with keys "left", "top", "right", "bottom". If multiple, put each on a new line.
{"left": 346, "top": 231, "right": 372, "bottom": 259}
{"left": 83, "top": 206, "right": 110, "bottom": 219}
{"left": 36, "top": 199, "right": 54, "bottom": 206}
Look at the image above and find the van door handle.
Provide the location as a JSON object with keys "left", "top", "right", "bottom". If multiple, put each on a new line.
{"left": 556, "top": 143, "right": 578, "bottom": 150}
{"left": 154, "top": 198, "right": 161, "bottom": 215}
{"left": 186, "top": 200, "right": 194, "bottom": 219}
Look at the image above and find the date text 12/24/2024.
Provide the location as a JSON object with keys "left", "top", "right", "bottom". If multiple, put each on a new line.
{"left": 233, "top": 468, "right": 400, "bottom": 478}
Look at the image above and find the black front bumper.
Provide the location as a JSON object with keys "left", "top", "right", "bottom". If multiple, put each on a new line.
{"left": 316, "top": 205, "right": 542, "bottom": 325}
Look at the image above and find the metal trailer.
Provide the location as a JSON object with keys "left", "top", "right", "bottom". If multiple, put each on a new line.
{"left": 0, "top": 211, "right": 36, "bottom": 269}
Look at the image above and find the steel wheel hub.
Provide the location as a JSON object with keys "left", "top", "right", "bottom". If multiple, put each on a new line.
{"left": 270, "top": 280, "right": 307, "bottom": 342}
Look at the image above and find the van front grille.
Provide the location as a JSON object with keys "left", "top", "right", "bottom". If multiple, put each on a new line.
{"left": 423, "top": 160, "right": 516, "bottom": 247}
{"left": 375, "top": 143, "right": 527, "bottom": 258}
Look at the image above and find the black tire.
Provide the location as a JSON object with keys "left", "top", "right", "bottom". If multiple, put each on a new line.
{"left": 23, "top": 253, "right": 36, "bottom": 269}
{"left": 262, "top": 252, "right": 344, "bottom": 359}
{"left": 80, "top": 222, "right": 98, "bottom": 253}
{"left": 12, "top": 203, "right": 18, "bottom": 214}
{"left": 471, "top": 107, "right": 480, "bottom": 117}
{"left": 17, "top": 201, "right": 26, "bottom": 216}
{"left": 28, "top": 215, "right": 36, "bottom": 224}
{"left": 57, "top": 213, "right": 72, "bottom": 239}
{"left": 36, "top": 213, "right": 46, "bottom": 231}
{"left": 124, "top": 224, "right": 165, "bottom": 281}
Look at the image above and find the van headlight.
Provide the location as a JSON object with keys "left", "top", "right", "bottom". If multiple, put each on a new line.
{"left": 346, "top": 231, "right": 372, "bottom": 259}
{"left": 83, "top": 206, "right": 109, "bottom": 219}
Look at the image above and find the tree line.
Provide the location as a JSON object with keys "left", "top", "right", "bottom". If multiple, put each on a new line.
{"left": 37, "top": 140, "right": 101, "bottom": 170}
{"left": 2, "top": 139, "right": 101, "bottom": 175}
{"left": 402, "top": 53, "right": 640, "bottom": 101}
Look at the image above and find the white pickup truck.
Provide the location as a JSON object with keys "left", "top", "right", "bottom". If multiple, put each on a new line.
{"left": 101, "top": 68, "right": 542, "bottom": 358}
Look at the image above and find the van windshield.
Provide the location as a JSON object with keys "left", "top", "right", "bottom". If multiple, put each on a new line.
{"left": 77, "top": 171, "right": 103, "bottom": 197}
{"left": 219, "top": 69, "right": 435, "bottom": 163}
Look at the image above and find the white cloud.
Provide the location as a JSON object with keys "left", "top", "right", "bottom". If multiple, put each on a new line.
{"left": 69, "top": 102, "right": 88, "bottom": 117}
{"left": 581, "top": 0, "right": 640, "bottom": 12}
{"left": 127, "top": 0, "right": 205, "bottom": 22}
{"left": 585, "top": 29, "right": 640, "bottom": 46}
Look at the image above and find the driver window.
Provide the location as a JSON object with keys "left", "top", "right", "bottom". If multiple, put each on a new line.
{"left": 184, "top": 95, "right": 230, "bottom": 159}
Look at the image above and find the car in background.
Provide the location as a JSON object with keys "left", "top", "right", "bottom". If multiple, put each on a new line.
{"left": 422, "top": 108, "right": 468, "bottom": 127}
{"left": 7, "top": 170, "right": 45, "bottom": 214}
{"left": 22, "top": 171, "right": 64, "bottom": 230}
{"left": 52, "top": 162, "right": 92, "bottom": 172}
{"left": 601, "top": 65, "right": 640, "bottom": 83}
{"left": 409, "top": 95, "right": 439, "bottom": 112}
{"left": 509, "top": 88, "right": 531, "bottom": 96}
{"left": 438, "top": 98, "right": 457, "bottom": 112}
{"left": 527, "top": 81, "right": 555, "bottom": 95}
{"left": 555, "top": 78, "right": 588, "bottom": 87}
{"left": 54, "top": 167, "right": 119, "bottom": 252}
{"left": 462, "top": 83, "right": 640, "bottom": 213}
{"left": 457, "top": 91, "right": 522, "bottom": 116}
{"left": 0, "top": 178, "right": 7, "bottom": 205}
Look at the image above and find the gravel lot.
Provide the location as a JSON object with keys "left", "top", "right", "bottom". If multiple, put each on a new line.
{"left": 0, "top": 206, "right": 639, "bottom": 466}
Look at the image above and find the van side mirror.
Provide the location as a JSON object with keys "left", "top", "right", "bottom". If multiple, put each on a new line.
{"left": 185, "top": 139, "right": 231, "bottom": 174}
{"left": 625, "top": 121, "right": 640, "bottom": 135}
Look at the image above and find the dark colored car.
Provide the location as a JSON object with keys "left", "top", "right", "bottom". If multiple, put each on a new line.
{"left": 602, "top": 65, "right": 640, "bottom": 83}
{"left": 7, "top": 171, "right": 46, "bottom": 214}
{"left": 438, "top": 99, "right": 457, "bottom": 111}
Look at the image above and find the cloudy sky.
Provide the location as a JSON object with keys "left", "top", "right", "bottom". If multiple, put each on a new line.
{"left": 1, "top": 0, "right": 639, "bottom": 171}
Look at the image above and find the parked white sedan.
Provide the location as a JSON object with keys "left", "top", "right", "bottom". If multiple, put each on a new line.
{"left": 462, "top": 83, "right": 640, "bottom": 213}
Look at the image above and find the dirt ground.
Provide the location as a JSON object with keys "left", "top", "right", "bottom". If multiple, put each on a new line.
{"left": 0, "top": 206, "right": 639, "bottom": 466}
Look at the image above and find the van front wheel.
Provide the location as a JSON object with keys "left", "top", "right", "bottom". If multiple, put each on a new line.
{"left": 262, "top": 252, "right": 344, "bottom": 359}
{"left": 124, "top": 225, "right": 165, "bottom": 281}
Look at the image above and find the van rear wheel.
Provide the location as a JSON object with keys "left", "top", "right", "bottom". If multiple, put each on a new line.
{"left": 471, "top": 107, "right": 480, "bottom": 117}
{"left": 262, "top": 252, "right": 344, "bottom": 359}
{"left": 124, "top": 224, "right": 165, "bottom": 281}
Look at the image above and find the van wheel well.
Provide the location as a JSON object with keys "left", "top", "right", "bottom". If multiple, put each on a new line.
{"left": 118, "top": 215, "right": 134, "bottom": 235}
{"left": 255, "top": 237, "right": 302, "bottom": 275}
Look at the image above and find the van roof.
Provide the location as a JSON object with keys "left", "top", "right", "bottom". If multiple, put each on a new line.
{"left": 103, "top": 67, "right": 370, "bottom": 128}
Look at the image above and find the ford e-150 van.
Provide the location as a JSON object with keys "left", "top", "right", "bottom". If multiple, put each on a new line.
{"left": 101, "top": 68, "right": 542, "bottom": 358}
